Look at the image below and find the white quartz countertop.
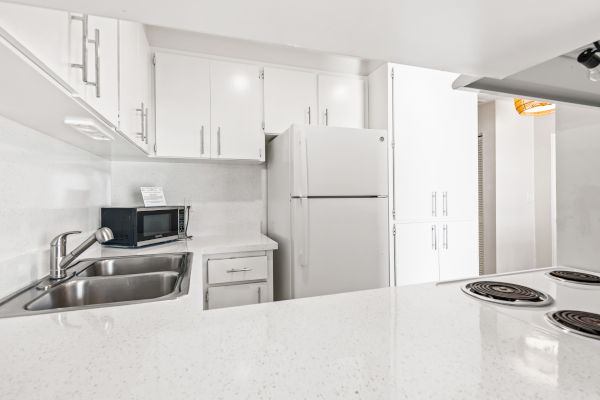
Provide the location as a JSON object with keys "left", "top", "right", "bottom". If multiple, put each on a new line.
{"left": 1, "top": 237, "right": 600, "bottom": 399}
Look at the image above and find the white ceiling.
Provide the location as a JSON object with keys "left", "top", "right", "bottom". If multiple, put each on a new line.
{"left": 5, "top": 0, "right": 600, "bottom": 78}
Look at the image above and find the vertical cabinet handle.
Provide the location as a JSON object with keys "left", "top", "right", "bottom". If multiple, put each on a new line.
{"left": 324, "top": 108, "right": 329, "bottom": 126}
{"left": 431, "top": 225, "right": 437, "bottom": 250}
{"left": 432, "top": 192, "right": 437, "bottom": 217}
{"left": 144, "top": 106, "right": 149, "bottom": 144}
{"left": 135, "top": 102, "right": 145, "bottom": 141}
{"left": 217, "top": 127, "right": 221, "bottom": 156}
{"left": 443, "top": 224, "right": 448, "bottom": 250}
{"left": 70, "top": 15, "right": 89, "bottom": 83}
{"left": 257, "top": 286, "right": 262, "bottom": 304}
{"left": 308, "top": 106, "right": 311, "bottom": 125}
{"left": 86, "top": 28, "right": 100, "bottom": 97}
{"left": 200, "top": 126, "right": 205, "bottom": 155}
{"left": 443, "top": 192, "right": 448, "bottom": 217}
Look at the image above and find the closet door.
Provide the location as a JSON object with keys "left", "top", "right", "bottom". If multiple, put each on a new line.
{"left": 438, "top": 220, "right": 478, "bottom": 281}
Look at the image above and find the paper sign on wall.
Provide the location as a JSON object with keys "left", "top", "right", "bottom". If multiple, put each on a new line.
{"left": 140, "top": 187, "right": 167, "bottom": 207}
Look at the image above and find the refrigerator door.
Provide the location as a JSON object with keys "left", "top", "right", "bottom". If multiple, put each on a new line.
{"left": 291, "top": 197, "right": 389, "bottom": 298}
{"left": 291, "top": 125, "right": 388, "bottom": 197}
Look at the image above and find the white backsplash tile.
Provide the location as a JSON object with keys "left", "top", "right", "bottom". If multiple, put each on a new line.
{"left": 0, "top": 115, "right": 110, "bottom": 297}
{"left": 110, "top": 161, "right": 267, "bottom": 237}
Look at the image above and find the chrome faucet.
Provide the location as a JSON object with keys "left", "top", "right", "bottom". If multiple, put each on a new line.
{"left": 49, "top": 228, "right": 114, "bottom": 280}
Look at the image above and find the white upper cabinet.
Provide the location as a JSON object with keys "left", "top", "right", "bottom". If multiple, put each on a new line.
{"left": 118, "top": 20, "right": 151, "bottom": 151}
{"left": 0, "top": 3, "right": 71, "bottom": 84}
{"left": 318, "top": 75, "right": 366, "bottom": 129}
{"left": 210, "top": 60, "right": 264, "bottom": 161}
{"left": 155, "top": 52, "right": 210, "bottom": 158}
{"left": 81, "top": 16, "right": 119, "bottom": 127}
{"left": 263, "top": 67, "right": 317, "bottom": 134}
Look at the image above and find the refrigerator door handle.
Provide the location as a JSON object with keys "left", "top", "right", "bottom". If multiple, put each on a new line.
{"left": 299, "top": 198, "right": 310, "bottom": 268}
{"left": 296, "top": 129, "right": 309, "bottom": 197}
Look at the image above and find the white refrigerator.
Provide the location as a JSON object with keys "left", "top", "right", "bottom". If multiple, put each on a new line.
{"left": 267, "top": 125, "right": 389, "bottom": 300}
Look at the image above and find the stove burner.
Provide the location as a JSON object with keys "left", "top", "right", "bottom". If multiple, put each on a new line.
{"left": 546, "top": 310, "right": 600, "bottom": 340}
{"left": 547, "top": 270, "right": 600, "bottom": 285}
{"left": 462, "top": 281, "right": 553, "bottom": 306}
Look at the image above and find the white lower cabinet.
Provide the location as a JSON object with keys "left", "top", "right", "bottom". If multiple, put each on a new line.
{"left": 207, "top": 283, "right": 268, "bottom": 309}
{"left": 394, "top": 220, "right": 478, "bottom": 286}
{"left": 204, "top": 251, "right": 274, "bottom": 310}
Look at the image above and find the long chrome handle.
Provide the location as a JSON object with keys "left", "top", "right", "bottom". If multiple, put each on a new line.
{"left": 86, "top": 28, "right": 100, "bottom": 97}
{"left": 324, "top": 108, "right": 329, "bottom": 126}
{"left": 432, "top": 192, "right": 437, "bottom": 217}
{"left": 136, "top": 102, "right": 145, "bottom": 140}
{"left": 257, "top": 286, "right": 262, "bottom": 304}
{"left": 217, "top": 127, "right": 221, "bottom": 155}
{"left": 308, "top": 106, "right": 311, "bottom": 124}
{"left": 443, "top": 191, "right": 448, "bottom": 217}
{"left": 200, "top": 126, "right": 205, "bottom": 154}
{"left": 226, "top": 267, "right": 252, "bottom": 273}
{"left": 443, "top": 224, "right": 448, "bottom": 250}
{"left": 144, "top": 106, "right": 149, "bottom": 144}
{"left": 70, "top": 15, "right": 89, "bottom": 83}
{"left": 431, "top": 225, "right": 437, "bottom": 250}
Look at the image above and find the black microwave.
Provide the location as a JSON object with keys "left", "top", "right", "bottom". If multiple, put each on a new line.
{"left": 101, "top": 206, "right": 186, "bottom": 247}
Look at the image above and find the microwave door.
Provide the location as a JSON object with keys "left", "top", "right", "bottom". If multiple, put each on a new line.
{"left": 137, "top": 209, "right": 179, "bottom": 245}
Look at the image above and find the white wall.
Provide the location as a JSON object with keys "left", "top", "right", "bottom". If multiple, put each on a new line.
{"left": 556, "top": 103, "right": 600, "bottom": 271}
{"left": 110, "top": 161, "right": 266, "bottom": 237}
{"left": 0, "top": 115, "right": 110, "bottom": 298}
{"left": 494, "top": 99, "right": 537, "bottom": 272}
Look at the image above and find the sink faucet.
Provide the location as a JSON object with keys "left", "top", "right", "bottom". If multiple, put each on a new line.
{"left": 49, "top": 228, "right": 114, "bottom": 280}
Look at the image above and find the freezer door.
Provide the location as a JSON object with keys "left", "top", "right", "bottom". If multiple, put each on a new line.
{"left": 291, "top": 125, "right": 388, "bottom": 197}
{"left": 291, "top": 197, "right": 389, "bottom": 298}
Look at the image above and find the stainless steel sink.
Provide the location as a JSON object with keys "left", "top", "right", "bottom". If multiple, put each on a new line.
{"left": 77, "top": 254, "right": 185, "bottom": 277}
{"left": 0, "top": 253, "right": 192, "bottom": 318}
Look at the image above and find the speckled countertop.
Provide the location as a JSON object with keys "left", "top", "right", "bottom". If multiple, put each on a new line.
{"left": 1, "top": 235, "right": 599, "bottom": 400}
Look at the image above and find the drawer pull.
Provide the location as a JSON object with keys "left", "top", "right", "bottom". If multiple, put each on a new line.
{"left": 226, "top": 267, "right": 252, "bottom": 273}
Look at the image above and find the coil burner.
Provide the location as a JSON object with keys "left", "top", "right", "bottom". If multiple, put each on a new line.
{"left": 462, "top": 281, "right": 553, "bottom": 307}
{"left": 546, "top": 310, "right": 600, "bottom": 340}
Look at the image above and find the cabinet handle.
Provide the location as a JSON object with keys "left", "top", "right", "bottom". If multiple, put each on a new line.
{"left": 200, "top": 126, "right": 205, "bottom": 154}
{"left": 86, "top": 28, "right": 100, "bottom": 97}
{"left": 308, "top": 106, "right": 311, "bottom": 124}
{"left": 217, "top": 127, "right": 221, "bottom": 156}
{"left": 443, "top": 224, "right": 448, "bottom": 250}
{"left": 257, "top": 286, "right": 262, "bottom": 304}
{"left": 70, "top": 15, "right": 89, "bottom": 83}
{"left": 135, "top": 102, "right": 145, "bottom": 141}
{"left": 144, "top": 106, "right": 149, "bottom": 144}
{"left": 443, "top": 191, "right": 448, "bottom": 217}
{"left": 431, "top": 224, "right": 437, "bottom": 250}
{"left": 226, "top": 267, "right": 252, "bottom": 273}
{"left": 432, "top": 192, "right": 437, "bottom": 217}
{"left": 324, "top": 108, "right": 329, "bottom": 126}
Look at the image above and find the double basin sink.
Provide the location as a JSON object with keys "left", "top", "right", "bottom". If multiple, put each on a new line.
{"left": 0, "top": 253, "right": 192, "bottom": 318}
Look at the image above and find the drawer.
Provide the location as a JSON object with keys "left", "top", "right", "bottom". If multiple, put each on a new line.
{"left": 207, "top": 282, "right": 268, "bottom": 309}
{"left": 207, "top": 256, "right": 268, "bottom": 284}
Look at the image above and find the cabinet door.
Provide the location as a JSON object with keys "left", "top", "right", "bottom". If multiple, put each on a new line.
{"left": 437, "top": 88, "right": 478, "bottom": 220}
{"left": 318, "top": 74, "right": 365, "bottom": 128}
{"left": 0, "top": 3, "right": 70, "bottom": 84}
{"left": 438, "top": 220, "right": 479, "bottom": 281}
{"left": 118, "top": 20, "right": 150, "bottom": 151}
{"left": 154, "top": 52, "right": 210, "bottom": 158}
{"left": 394, "top": 222, "right": 439, "bottom": 286}
{"left": 84, "top": 16, "right": 119, "bottom": 127}
{"left": 210, "top": 60, "right": 264, "bottom": 161}
{"left": 207, "top": 283, "right": 268, "bottom": 310}
{"left": 392, "top": 65, "right": 445, "bottom": 221}
{"left": 263, "top": 67, "right": 317, "bottom": 134}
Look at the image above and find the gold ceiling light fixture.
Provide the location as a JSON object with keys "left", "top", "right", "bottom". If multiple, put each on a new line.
{"left": 514, "top": 98, "right": 556, "bottom": 116}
